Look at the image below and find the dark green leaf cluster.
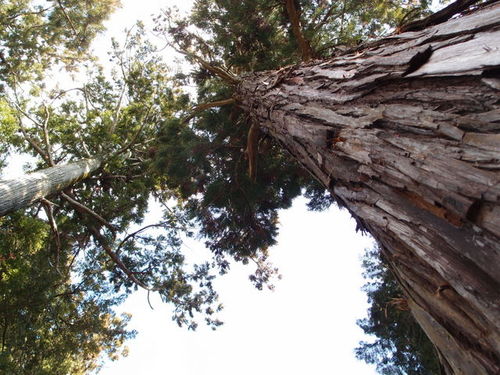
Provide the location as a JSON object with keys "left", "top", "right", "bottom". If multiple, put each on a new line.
{"left": 355, "top": 247, "right": 441, "bottom": 375}
{"left": 299, "top": 0, "right": 432, "bottom": 51}
{"left": 154, "top": 105, "right": 315, "bottom": 285}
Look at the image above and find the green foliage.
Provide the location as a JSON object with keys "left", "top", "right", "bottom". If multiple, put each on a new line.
{"left": 300, "top": 0, "right": 432, "bottom": 49}
{"left": 355, "top": 247, "right": 441, "bottom": 375}
{"left": 0, "top": 0, "right": 120, "bottom": 88}
{"left": 0, "top": 213, "right": 134, "bottom": 374}
{"left": 0, "top": 99, "right": 20, "bottom": 168}
{"left": 0, "top": 23, "right": 223, "bottom": 373}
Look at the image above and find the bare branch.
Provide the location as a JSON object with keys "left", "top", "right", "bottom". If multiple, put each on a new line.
{"left": 77, "top": 129, "right": 92, "bottom": 157}
{"left": 174, "top": 47, "right": 239, "bottom": 85}
{"left": 6, "top": 6, "right": 55, "bottom": 22}
{"left": 40, "top": 198, "right": 61, "bottom": 263}
{"left": 56, "top": 0, "right": 78, "bottom": 36}
{"left": 183, "top": 98, "right": 236, "bottom": 123}
{"left": 15, "top": 116, "right": 52, "bottom": 165}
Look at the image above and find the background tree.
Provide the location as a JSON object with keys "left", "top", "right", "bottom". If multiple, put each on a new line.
{"left": 355, "top": 246, "right": 441, "bottom": 375}
{"left": 0, "top": 22, "right": 223, "bottom": 372}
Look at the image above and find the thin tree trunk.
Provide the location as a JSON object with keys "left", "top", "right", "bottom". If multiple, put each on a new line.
{"left": 236, "top": 2, "right": 500, "bottom": 373}
{"left": 0, "top": 158, "right": 102, "bottom": 216}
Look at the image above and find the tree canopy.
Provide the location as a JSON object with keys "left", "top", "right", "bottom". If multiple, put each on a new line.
{"left": 0, "top": 0, "right": 120, "bottom": 88}
{"left": 0, "top": 212, "right": 133, "bottom": 374}
{"left": 0, "top": 14, "right": 221, "bottom": 372}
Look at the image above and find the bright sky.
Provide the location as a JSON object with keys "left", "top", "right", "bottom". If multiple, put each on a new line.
{"left": 99, "top": 199, "right": 377, "bottom": 375}
{"left": 83, "top": 1, "right": 378, "bottom": 373}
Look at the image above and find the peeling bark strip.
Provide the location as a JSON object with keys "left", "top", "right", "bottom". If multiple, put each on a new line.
{"left": 236, "top": 2, "right": 500, "bottom": 374}
{"left": 0, "top": 158, "right": 102, "bottom": 216}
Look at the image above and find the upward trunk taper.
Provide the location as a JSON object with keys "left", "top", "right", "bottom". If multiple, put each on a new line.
{"left": 236, "top": 3, "right": 500, "bottom": 374}
{"left": 0, "top": 158, "right": 102, "bottom": 216}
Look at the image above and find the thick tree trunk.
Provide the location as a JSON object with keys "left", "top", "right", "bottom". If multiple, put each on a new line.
{"left": 0, "top": 158, "right": 102, "bottom": 216}
{"left": 236, "top": 2, "right": 500, "bottom": 374}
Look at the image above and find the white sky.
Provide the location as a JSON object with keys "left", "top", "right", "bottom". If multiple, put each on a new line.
{"left": 99, "top": 198, "right": 376, "bottom": 375}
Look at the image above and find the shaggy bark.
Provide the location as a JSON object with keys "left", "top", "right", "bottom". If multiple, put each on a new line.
{"left": 0, "top": 158, "right": 102, "bottom": 216}
{"left": 236, "top": 2, "right": 500, "bottom": 374}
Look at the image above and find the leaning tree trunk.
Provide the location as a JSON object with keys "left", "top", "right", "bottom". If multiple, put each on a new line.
{"left": 0, "top": 158, "right": 102, "bottom": 216}
{"left": 236, "top": 3, "right": 500, "bottom": 374}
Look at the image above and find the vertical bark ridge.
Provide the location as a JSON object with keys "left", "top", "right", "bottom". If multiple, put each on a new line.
{"left": 236, "top": 2, "right": 500, "bottom": 373}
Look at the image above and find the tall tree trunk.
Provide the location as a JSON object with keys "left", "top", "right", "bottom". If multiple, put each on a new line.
{"left": 0, "top": 158, "right": 102, "bottom": 216}
{"left": 236, "top": 3, "right": 500, "bottom": 374}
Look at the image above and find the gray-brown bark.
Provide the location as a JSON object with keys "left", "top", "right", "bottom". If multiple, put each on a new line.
{"left": 236, "top": 2, "right": 500, "bottom": 374}
{"left": 0, "top": 158, "right": 102, "bottom": 217}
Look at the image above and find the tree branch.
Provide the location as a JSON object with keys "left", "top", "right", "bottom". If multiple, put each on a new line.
{"left": 41, "top": 105, "right": 54, "bottom": 166}
{"left": 16, "top": 117, "right": 52, "bottom": 165}
{"left": 182, "top": 98, "right": 236, "bottom": 123}
{"left": 115, "top": 222, "right": 170, "bottom": 255}
{"left": 56, "top": 0, "right": 78, "bottom": 36}
{"left": 111, "top": 100, "right": 156, "bottom": 158}
{"left": 40, "top": 198, "right": 61, "bottom": 263}
{"left": 174, "top": 47, "right": 239, "bottom": 85}
{"left": 87, "top": 225, "right": 161, "bottom": 292}
{"left": 245, "top": 122, "right": 260, "bottom": 181}
{"left": 312, "top": 4, "right": 337, "bottom": 33}
{"left": 60, "top": 192, "right": 117, "bottom": 234}
{"left": 284, "top": 0, "right": 315, "bottom": 61}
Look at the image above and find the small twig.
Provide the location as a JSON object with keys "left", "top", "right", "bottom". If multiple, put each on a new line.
{"left": 78, "top": 130, "right": 92, "bottom": 157}
{"left": 147, "top": 290, "right": 154, "bottom": 310}
{"left": 115, "top": 222, "right": 170, "bottom": 255}
{"left": 41, "top": 105, "right": 54, "bottom": 166}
